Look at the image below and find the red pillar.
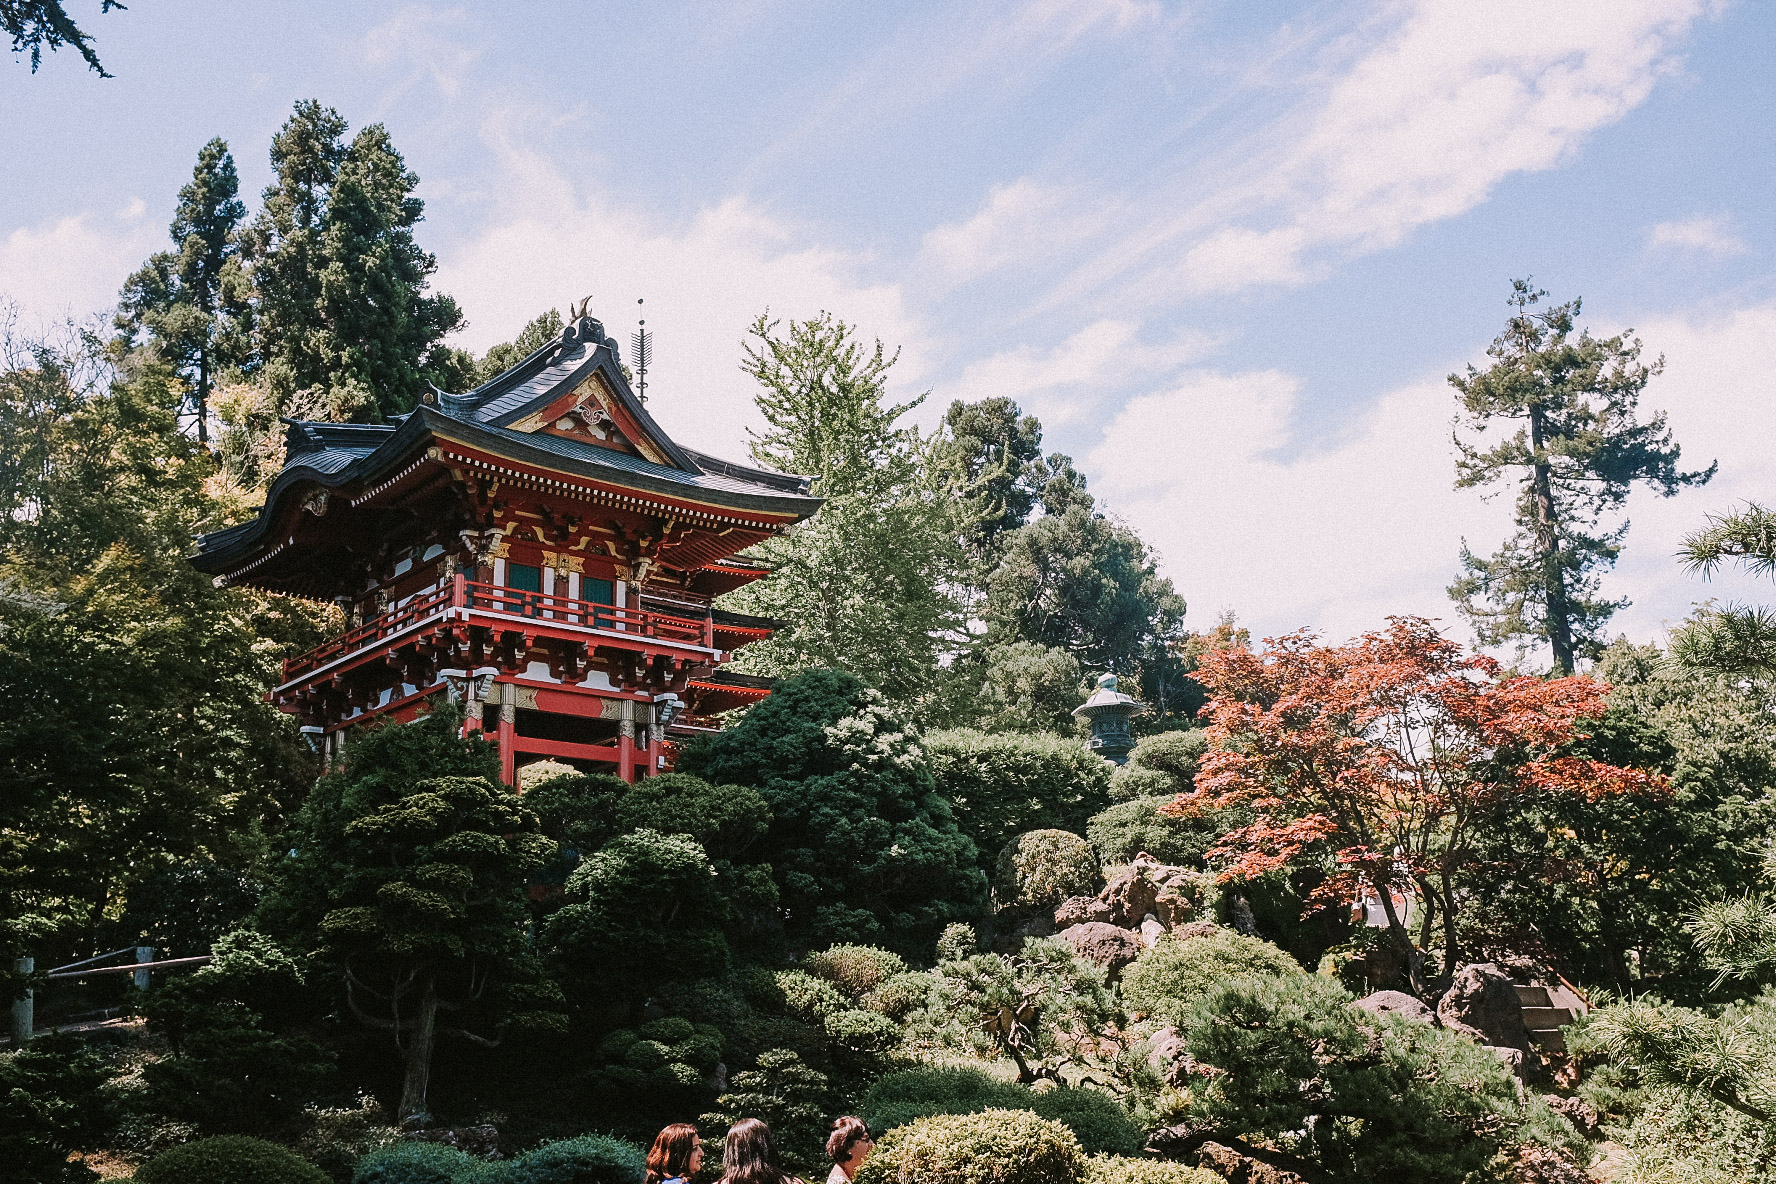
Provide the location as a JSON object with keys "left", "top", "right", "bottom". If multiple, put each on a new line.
{"left": 498, "top": 703, "right": 516, "bottom": 786}
{"left": 618, "top": 730, "right": 636, "bottom": 783}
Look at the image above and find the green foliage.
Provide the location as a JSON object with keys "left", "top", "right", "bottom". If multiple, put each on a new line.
{"left": 802, "top": 944, "right": 908, "bottom": 1000}
{"left": 1120, "top": 931, "right": 1302, "bottom": 1025}
{"left": 0, "top": 1032, "right": 115, "bottom": 1184}
{"left": 703, "top": 1048, "right": 832, "bottom": 1176}
{"left": 927, "top": 730, "right": 1111, "bottom": 860}
{"left": 854, "top": 1109, "right": 1086, "bottom": 1184}
{"left": 1028, "top": 1089, "right": 1142, "bottom": 1157}
{"left": 1607, "top": 1084, "right": 1776, "bottom": 1183}
{"left": 923, "top": 938, "right": 1117, "bottom": 1085}
{"left": 1167, "top": 974, "right": 1581, "bottom": 1184}
{"left": 1587, "top": 993, "right": 1776, "bottom": 1128}
{"left": 1109, "top": 731, "right": 1208, "bottom": 801}
{"left": 1082, "top": 1158, "right": 1218, "bottom": 1184}
{"left": 862, "top": 971, "right": 934, "bottom": 1020}
{"left": 523, "top": 773, "right": 626, "bottom": 852}
{"left": 1674, "top": 500, "right": 1776, "bottom": 675}
{"left": 4, "top": 0, "right": 119, "bottom": 74}
{"left": 1463, "top": 643, "right": 1776, "bottom": 994}
{"left": 614, "top": 773, "right": 772, "bottom": 862}
{"left": 135, "top": 1135, "right": 332, "bottom": 1184}
{"left": 588, "top": 1017, "right": 725, "bottom": 1115}
{"left": 936, "top": 922, "right": 977, "bottom": 963}
{"left": 677, "top": 669, "right": 986, "bottom": 952}
{"left": 860, "top": 1065, "right": 1029, "bottom": 1131}
{"left": 993, "top": 830, "right": 1100, "bottom": 911}
{"left": 496, "top": 1134, "right": 647, "bottom": 1184}
{"left": 775, "top": 969, "right": 848, "bottom": 1023}
{"left": 1086, "top": 798, "right": 1214, "bottom": 867}
{"left": 139, "top": 931, "right": 335, "bottom": 1138}
{"left": 1449, "top": 280, "right": 1713, "bottom": 672}
{"left": 969, "top": 642, "right": 1085, "bottom": 735}
{"left": 547, "top": 830, "right": 733, "bottom": 997}
{"left": 725, "top": 312, "right": 963, "bottom": 706}
{"left": 353, "top": 1142, "right": 480, "bottom": 1184}
{"left": 245, "top": 101, "right": 464, "bottom": 420}
{"left": 934, "top": 396, "right": 1049, "bottom": 570}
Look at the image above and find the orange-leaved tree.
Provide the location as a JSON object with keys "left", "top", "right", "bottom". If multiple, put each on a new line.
{"left": 1171, "top": 616, "right": 1665, "bottom": 998}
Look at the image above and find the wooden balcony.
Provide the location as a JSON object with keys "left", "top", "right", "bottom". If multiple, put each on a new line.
{"left": 280, "top": 575, "right": 715, "bottom": 686}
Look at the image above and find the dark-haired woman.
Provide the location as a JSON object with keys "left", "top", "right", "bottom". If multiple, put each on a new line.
{"left": 720, "top": 1118, "right": 806, "bottom": 1184}
{"left": 824, "top": 1117, "right": 874, "bottom": 1183}
{"left": 647, "top": 1122, "right": 705, "bottom": 1184}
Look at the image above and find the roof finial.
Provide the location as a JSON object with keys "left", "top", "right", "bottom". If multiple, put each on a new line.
{"left": 569, "top": 294, "right": 593, "bottom": 323}
{"left": 631, "top": 298, "right": 652, "bottom": 405}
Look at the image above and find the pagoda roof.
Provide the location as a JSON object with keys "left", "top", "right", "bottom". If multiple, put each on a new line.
{"left": 193, "top": 310, "right": 820, "bottom": 574}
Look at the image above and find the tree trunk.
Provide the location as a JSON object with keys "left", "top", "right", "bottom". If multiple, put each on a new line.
{"left": 398, "top": 977, "right": 439, "bottom": 1124}
{"left": 1527, "top": 404, "right": 1573, "bottom": 674}
{"left": 1373, "top": 874, "right": 1426, "bottom": 998}
{"left": 195, "top": 349, "right": 211, "bottom": 445}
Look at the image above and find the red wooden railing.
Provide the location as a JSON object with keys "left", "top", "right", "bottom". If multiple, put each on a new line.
{"left": 281, "top": 577, "right": 709, "bottom": 681}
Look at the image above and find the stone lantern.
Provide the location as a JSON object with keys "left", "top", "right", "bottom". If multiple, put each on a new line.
{"left": 1073, "top": 672, "right": 1146, "bottom": 765}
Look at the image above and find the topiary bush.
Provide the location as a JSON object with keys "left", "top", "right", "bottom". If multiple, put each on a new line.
{"left": 353, "top": 1141, "right": 479, "bottom": 1184}
{"left": 1120, "top": 929, "right": 1302, "bottom": 1025}
{"left": 862, "top": 970, "right": 934, "bottom": 1020}
{"left": 803, "top": 944, "right": 908, "bottom": 999}
{"left": 775, "top": 969, "right": 849, "bottom": 1023}
{"left": 926, "top": 729, "right": 1113, "bottom": 858}
{"left": 1086, "top": 797, "right": 1218, "bottom": 868}
{"left": 1029, "top": 1089, "right": 1142, "bottom": 1157}
{"left": 860, "top": 1066, "right": 1032, "bottom": 1132}
{"left": 135, "top": 1135, "right": 332, "bottom": 1184}
{"left": 1083, "top": 1157, "right": 1219, "bottom": 1184}
{"left": 496, "top": 1135, "right": 646, "bottom": 1184}
{"left": 855, "top": 1109, "right": 1085, "bottom": 1184}
{"left": 823, "top": 1008, "right": 903, "bottom": 1056}
{"left": 994, "top": 830, "right": 1100, "bottom": 911}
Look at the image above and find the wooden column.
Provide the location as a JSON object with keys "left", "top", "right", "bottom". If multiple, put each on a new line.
{"left": 498, "top": 699, "right": 516, "bottom": 786}
{"left": 618, "top": 699, "right": 636, "bottom": 783}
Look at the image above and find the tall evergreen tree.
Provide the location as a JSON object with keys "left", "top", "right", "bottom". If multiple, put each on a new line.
{"left": 1449, "top": 280, "right": 1713, "bottom": 673}
{"left": 3, "top": 0, "right": 120, "bottom": 74}
{"left": 116, "top": 138, "right": 249, "bottom": 443}
{"left": 245, "top": 101, "right": 462, "bottom": 421}
{"left": 724, "top": 312, "right": 964, "bottom": 707}
{"left": 935, "top": 396, "right": 1047, "bottom": 570}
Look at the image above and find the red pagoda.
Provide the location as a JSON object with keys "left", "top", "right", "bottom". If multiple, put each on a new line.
{"left": 192, "top": 306, "right": 819, "bottom": 784}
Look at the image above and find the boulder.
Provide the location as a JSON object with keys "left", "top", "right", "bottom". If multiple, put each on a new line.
{"left": 1353, "top": 989, "right": 1435, "bottom": 1025}
{"left": 1504, "top": 1145, "right": 1593, "bottom": 1184}
{"left": 1542, "top": 1094, "right": 1600, "bottom": 1139}
{"left": 1059, "top": 922, "right": 1144, "bottom": 972}
{"left": 1139, "top": 915, "right": 1167, "bottom": 947}
{"left": 1101, "top": 867, "right": 1162, "bottom": 927}
{"left": 1054, "top": 894, "right": 1114, "bottom": 928}
{"left": 1196, "top": 1141, "right": 1309, "bottom": 1184}
{"left": 1437, "top": 962, "right": 1537, "bottom": 1060}
{"left": 1145, "top": 1026, "right": 1193, "bottom": 1088}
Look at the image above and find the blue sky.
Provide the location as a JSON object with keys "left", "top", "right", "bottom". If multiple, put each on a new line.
{"left": 4, "top": 0, "right": 1774, "bottom": 656}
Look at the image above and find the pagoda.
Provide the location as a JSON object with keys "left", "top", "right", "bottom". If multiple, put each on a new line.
{"left": 192, "top": 306, "right": 820, "bottom": 784}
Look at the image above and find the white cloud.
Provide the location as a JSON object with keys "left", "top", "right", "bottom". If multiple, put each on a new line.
{"left": 435, "top": 109, "right": 921, "bottom": 461}
{"left": 1647, "top": 215, "right": 1746, "bottom": 256}
{"left": 919, "top": 181, "right": 1108, "bottom": 287}
{"left": 1085, "top": 297, "right": 1776, "bottom": 655}
{"left": 1174, "top": 0, "right": 1716, "bottom": 293}
{"left": 0, "top": 205, "right": 158, "bottom": 327}
{"left": 361, "top": 5, "right": 480, "bottom": 100}
{"left": 946, "top": 319, "right": 1213, "bottom": 429}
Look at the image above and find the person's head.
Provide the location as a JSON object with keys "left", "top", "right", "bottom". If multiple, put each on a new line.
{"left": 826, "top": 1117, "right": 873, "bottom": 1175}
{"left": 647, "top": 1123, "right": 703, "bottom": 1184}
{"left": 722, "top": 1118, "right": 784, "bottom": 1184}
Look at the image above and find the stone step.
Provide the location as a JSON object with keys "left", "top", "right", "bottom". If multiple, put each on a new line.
{"left": 1519, "top": 1006, "right": 1577, "bottom": 1029}
{"left": 1528, "top": 1028, "right": 1567, "bottom": 1053}
{"left": 1513, "top": 984, "right": 1552, "bottom": 1007}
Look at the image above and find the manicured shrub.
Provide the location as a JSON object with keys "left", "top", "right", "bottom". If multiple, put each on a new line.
{"left": 353, "top": 1141, "right": 479, "bottom": 1184}
{"left": 855, "top": 1109, "right": 1085, "bottom": 1184}
{"left": 0, "top": 1032, "right": 116, "bottom": 1183}
{"left": 496, "top": 1135, "right": 646, "bottom": 1184}
{"left": 862, "top": 970, "right": 934, "bottom": 1020}
{"left": 1086, "top": 797, "right": 1217, "bottom": 868}
{"left": 135, "top": 1134, "right": 331, "bottom": 1184}
{"left": 1083, "top": 1157, "right": 1219, "bottom": 1184}
{"left": 994, "top": 830, "right": 1100, "bottom": 911}
{"left": 936, "top": 922, "right": 977, "bottom": 962}
{"left": 1108, "top": 732, "right": 1207, "bottom": 801}
{"left": 775, "top": 969, "right": 848, "bottom": 1023}
{"left": 860, "top": 1067, "right": 1031, "bottom": 1132}
{"left": 824, "top": 1008, "right": 902, "bottom": 1055}
{"left": 1120, "top": 930, "right": 1301, "bottom": 1024}
{"left": 926, "top": 729, "right": 1113, "bottom": 857}
{"left": 803, "top": 944, "right": 908, "bottom": 999}
{"left": 1029, "top": 1089, "right": 1142, "bottom": 1157}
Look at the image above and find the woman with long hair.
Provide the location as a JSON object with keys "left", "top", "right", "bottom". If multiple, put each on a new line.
{"left": 824, "top": 1117, "right": 874, "bottom": 1183}
{"left": 647, "top": 1123, "right": 705, "bottom": 1184}
{"left": 720, "top": 1118, "right": 805, "bottom": 1184}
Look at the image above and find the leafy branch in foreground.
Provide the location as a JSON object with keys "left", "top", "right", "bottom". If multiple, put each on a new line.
{"left": 3, "top": 0, "right": 124, "bottom": 75}
{"left": 1675, "top": 502, "right": 1776, "bottom": 675}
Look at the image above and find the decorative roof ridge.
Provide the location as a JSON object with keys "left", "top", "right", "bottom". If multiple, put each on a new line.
{"left": 280, "top": 417, "right": 399, "bottom": 456}
{"left": 679, "top": 447, "right": 813, "bottom": 495}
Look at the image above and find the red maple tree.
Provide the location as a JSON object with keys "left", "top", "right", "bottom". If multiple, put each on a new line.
{"left": 1171, "top": 616, "right": 1665, "bottom": 997}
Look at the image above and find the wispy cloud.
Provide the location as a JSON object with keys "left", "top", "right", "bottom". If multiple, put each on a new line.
{"left": 0, "top": 204, "right": 158, "bottom": 328}
{"left": 1647, "top": 215, "right": 1746, "bottom": 256}
{"left": 361, "top": 4, "right": 481, "bottom": 100}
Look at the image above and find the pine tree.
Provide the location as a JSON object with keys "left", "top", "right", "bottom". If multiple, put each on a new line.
{"left": 3, "top": 0, "right": 121, "bottom": 75}
{"left": 1673, "top": 501, "right": 1776, "bottom": 674}
{"left": 116, "top": 138, "right": 249, "bottom": 443}
{"left": 245, "top": 101, "right": 462, "bottom": 422}
{"left": 1449, "top": 280, "right": 1713, "bottom": 673}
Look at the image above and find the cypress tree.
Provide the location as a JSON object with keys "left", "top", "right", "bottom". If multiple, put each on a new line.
{"left": 116, "top": 137, "right": 249, "bottom": 443}
{"left": 1449, "top": 280, "right": 1714, "bottom": 673}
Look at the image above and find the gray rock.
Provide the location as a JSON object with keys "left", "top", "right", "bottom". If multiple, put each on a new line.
{"left": 1139, "top": 915, "right": 1167, "bottom": 947}
{"left": 1438, "top": 962, "right": 1537, "bottom": 1061}
{"left": 1354, "top": 989, "right": 1436, "bottom": 1025}
{"left": 1101, "top": 867, "right": 1162, "bottom": 927}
